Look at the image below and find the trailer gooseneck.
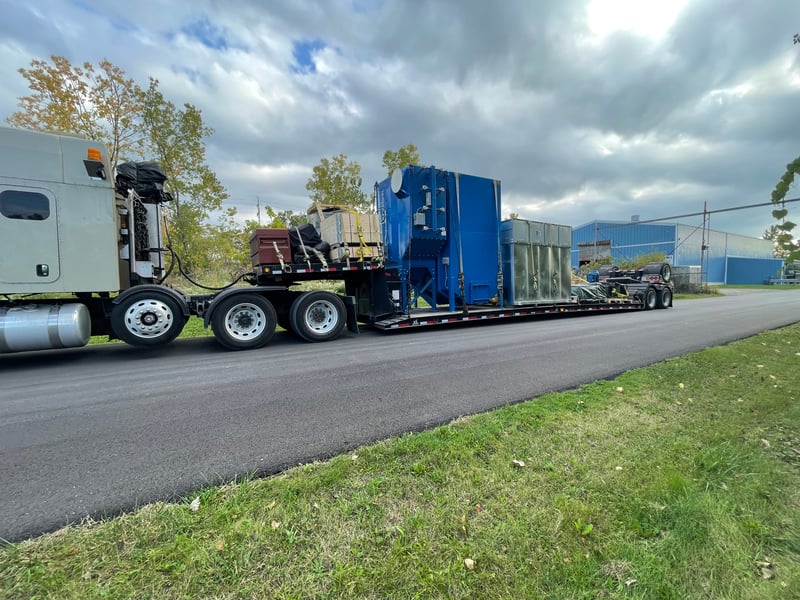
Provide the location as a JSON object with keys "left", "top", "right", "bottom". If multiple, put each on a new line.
{"left": 0, "top": 127, "right": 672, "bottom": 354}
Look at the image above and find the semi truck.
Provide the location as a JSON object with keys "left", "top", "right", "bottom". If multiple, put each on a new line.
{"left": 0, "top": 127, "right": 673, "bottom": 354}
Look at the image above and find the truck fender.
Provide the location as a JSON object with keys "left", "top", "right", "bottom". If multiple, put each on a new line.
{"left": 112, "top": 285, "right": 190, "bottom": 317}
{"left": 202, "top": 286, "right": 286, "bottom": 328}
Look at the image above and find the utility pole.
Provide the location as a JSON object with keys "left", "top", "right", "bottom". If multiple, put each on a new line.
{"left": 700, "top": 201, "right": 710, "bottom": 289}
{"left": 256, "top": 196, "right": 261, "bottom": 226}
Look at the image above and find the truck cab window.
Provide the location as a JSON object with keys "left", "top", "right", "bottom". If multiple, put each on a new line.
{"left": 0, "top": 190, "right": 50, "bottom": 220}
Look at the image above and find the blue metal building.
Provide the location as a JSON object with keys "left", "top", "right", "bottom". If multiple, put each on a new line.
{"left": 572, "top": 220, "right": 782, "bottom": 284}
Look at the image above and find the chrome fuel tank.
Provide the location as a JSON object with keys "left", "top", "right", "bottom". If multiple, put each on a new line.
{"left": 0, "top": 303, "right": 91, "bottom": 352}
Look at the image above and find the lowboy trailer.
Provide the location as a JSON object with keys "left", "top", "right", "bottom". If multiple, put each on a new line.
{"left": 0, "top": 127, "right": 672, "bottom": 354}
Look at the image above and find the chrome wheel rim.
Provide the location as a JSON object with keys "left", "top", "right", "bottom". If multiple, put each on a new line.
{"left": 224, "top": 303, "right": 267, "bottom": 340}
{"left": 123, "top": 299, "right": 175, "bottom": 339}
{"left": 303, "top": 300, "right": 339, "bottom": 334}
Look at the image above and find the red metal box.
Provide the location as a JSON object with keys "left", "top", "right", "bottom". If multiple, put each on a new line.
{"left": 249, "top": 228, "right": 291, "bottom": 266}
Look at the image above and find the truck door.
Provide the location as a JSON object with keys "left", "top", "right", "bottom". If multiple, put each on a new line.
{"left": 0, "top": 186, "right": 60, "bottom": 284}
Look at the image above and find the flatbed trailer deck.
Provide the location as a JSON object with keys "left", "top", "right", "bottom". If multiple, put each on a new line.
{"left": 373, "top": 297, "right": 645, "bottom": 330}
{"left": 248, "top": 258, "right": 668, "bottom": 334}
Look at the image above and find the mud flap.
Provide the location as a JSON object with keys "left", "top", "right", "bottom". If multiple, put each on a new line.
{"left": 343, "top": 295, "right": 359, "bottom": 334}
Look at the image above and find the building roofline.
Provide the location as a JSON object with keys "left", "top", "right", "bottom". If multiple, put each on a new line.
{"left": 573, "top": 219, "right": 677, "bottom": 229}
{"left": 573, "top": 220, "right": 769, "bottom": 242}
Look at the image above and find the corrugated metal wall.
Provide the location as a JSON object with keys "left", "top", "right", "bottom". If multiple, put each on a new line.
{"left": 675, "top": 226, "right": 773, "bottom": 262}
{"left": 726, "top": 257, "right": 783, "bottom": 284}
{"left": 675, "top": 225, "right": 777, "bottom": 284}
{"left": 572, "top": 221, "right": 780, "bottom": 284}
{"left": 675, "top": 226, "right": 728, "bottom": 283}
{"left": 572, "top": 221, "right": 677, "bottom": 267}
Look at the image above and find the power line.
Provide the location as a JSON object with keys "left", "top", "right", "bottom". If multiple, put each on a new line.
{"left": 582, "top": 197, "right": 799, "bottom": 285}
{"left": 600, "top": 197, "right": 800, "bottom": 228}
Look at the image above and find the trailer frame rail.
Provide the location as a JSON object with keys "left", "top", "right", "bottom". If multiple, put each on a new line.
{"left": 374, "top": 299, "right": 644, "bottom": 330}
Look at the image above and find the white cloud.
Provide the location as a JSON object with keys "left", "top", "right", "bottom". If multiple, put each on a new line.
{"left": 587, "top": 0, "right": 689, "bottom": 39}
{"left": 1, "top": 0, "right": 799, "bottom": 236}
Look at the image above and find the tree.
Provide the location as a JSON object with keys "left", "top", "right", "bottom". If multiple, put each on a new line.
{"left": 306, "top": 154, "right": 369, "bottom": 211}
{"left": 769, "top": 37, "right": 800, "bottom": 263}
{"left": 770, "top": 158, "right": 800, "bottom": 264}
{"left": 200, "top": 207, "right": 251, "bottom": 282}
{"left": 8, "top": 56, "right": 232, "bottom": 277}
{"left": 7, "top": 55, "right": 146, "bottom": 172}
{"left": 141, "top": 79, "right": 228, "bottom": 274}
{"left": 248, "top": 205, "right": 306, "bottom": 229}
{"left": 381, "top": 143, "right": 422, "bottom": 176}
{"left": 262, "top": 206, "right": 306, "bottom": 228}
{"left": 762, "top": 225, "right": 791, "bottom": 259}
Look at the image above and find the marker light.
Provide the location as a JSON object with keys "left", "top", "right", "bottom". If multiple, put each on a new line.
{"left": 87, "top": 148, "right": 102, "bottom": 161}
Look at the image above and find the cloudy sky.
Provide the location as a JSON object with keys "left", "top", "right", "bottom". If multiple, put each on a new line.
{"left": 2, "top": 0, "right": 799, "bottom": 237}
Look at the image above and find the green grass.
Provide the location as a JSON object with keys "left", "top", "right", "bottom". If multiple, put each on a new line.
{"left": 88, "top": 316, "right": 212, "bottom": 345}
{"left": 673, "top": 289, "right": 721, "bottom": 300}
{"left": 179, "top": 315, "right": 212, "bottom": 338}
{"left": 722, "top": 284, "right": 800, "bottom": 290}
{"left": 676, "top": 285, "right": 800, "bottom": 300}
{"left": 5, "top": 325, "right": 799, "bottom": 599}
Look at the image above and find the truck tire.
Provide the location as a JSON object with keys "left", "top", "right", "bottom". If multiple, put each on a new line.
{"left": 211, "top": 294, "right": 277, "bottom": 350}
{"left": 289, "top": 291, "right": 346, "bottom": 343}
{"left": 645, "top": 262, "right": 671, "bottom": 282}
{"left": 644, "top": 287, "right": 658, "bottom": 310}
{"left": 111, "top": 290, "right": 186, "bottom": 347}
{"left": 656, "top": 287, "right": 672, "bottom": 309}
{"left": 660, "top": 263, "right": 672, "bottom": 282}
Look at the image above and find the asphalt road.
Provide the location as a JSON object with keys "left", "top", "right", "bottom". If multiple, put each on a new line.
{"left": 1, "top": 290, "right": 799, "bottom": 542}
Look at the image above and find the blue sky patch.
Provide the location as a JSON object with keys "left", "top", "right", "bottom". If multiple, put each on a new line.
{"left": 171, "top": 65, "right": 203, "bottom": 85}
{"left": 292, "top": 39, "right": 326, "bottom": 73}
{"left": 182, "top": 17, "right": 228, "bottom": 50}
{"left": 71, "top": 0, "right": 136, "bottom": 33}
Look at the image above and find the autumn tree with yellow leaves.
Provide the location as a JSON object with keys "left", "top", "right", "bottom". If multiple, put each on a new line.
{"left": 6, "top": 55, "right": 245, "bottom": 279}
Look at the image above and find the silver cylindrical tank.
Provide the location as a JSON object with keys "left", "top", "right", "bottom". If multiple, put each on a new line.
{"left": 0, "top": 303, "right": 92, "bottom": 353}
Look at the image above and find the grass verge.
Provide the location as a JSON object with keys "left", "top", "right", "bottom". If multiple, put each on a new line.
{"left": 88, "top": 316, "right": 213, "bottom": 345}
{"left": 675, "top": 285, "right": 800, "bottom": 300}
{"left": 722, "top": 284, "right": 800, "bottom": 290}
{"left": 3, "top": 324, "right": 799, "bottom": 599}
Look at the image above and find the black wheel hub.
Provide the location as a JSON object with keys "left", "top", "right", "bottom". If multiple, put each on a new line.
{"left": 236, "top": 313, "right": 254, "bottom": 329}
{"left": 141, "top": 311, "right": 159, "bottom": 326}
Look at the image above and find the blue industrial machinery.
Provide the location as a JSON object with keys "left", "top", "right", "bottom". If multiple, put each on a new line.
{"left": 376, "top": 166, "right": 503, "bottom": 313}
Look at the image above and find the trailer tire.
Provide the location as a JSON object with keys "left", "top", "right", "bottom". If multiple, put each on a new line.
{"left": 656, "top": 287, "right": 672, "bottom": 309}
{"left": 111, "top": 290, "right": 186, "bottom": 347}
{"left": 660, "top": 263, "right": 672, "bottom": 282}
{"left": 645, "top": 262, "right": 671, "bottom": 282}
{"left": 211, "top": 294, "right": 277, "bottom": 350}
{"left": 644, "top": 287, "right": 658, "bottom": 310}
{"left": 289, "top": 291, "right": 346, "bottom": 343}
